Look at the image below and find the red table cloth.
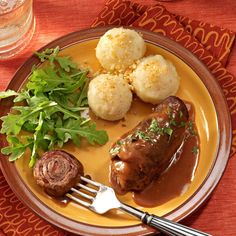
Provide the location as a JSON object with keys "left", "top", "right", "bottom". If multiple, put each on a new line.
{"left": 0, "top": 0, "right": 236, "bottom": 235}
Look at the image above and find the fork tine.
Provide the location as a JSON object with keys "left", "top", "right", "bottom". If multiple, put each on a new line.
{"left": 71, "top": 187, "right": 94, "bottom": 201}
{"left": 77, "top": 183, "right": 97, "bottom": 194}
{"left": 66, "top": 193, "right": 90, "bottom": 207}
{"left": 81, "top": 176, "right": 101, "bottom": 187}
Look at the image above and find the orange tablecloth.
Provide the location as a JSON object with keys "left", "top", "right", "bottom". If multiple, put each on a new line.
{"left": 0, "top": 0, "right": 236, "bottom": 235}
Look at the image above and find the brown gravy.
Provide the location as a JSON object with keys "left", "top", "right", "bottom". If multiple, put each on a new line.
{"left": 48, "top": 98, "right": 199, "bottom": 208}
{"left": 111, "top": 99, "right": 199, "bottom": 207}
{"left": 133, "top": 133, "right": 199, "bottom": 207}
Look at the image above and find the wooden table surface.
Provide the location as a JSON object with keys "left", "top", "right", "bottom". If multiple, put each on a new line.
{"left": 0, "top": 0, "right": 236, "bottom": 235}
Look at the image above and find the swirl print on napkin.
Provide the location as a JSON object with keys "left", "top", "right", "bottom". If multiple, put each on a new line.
{"left": 92, "top": 0, "right": 236, "bottom": 156}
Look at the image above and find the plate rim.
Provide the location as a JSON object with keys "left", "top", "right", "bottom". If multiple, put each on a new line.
{"left": 0, "top": 26, "right": 232, "bottom": 235}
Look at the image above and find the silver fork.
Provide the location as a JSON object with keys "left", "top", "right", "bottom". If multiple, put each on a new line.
{"left": 66, "top": 176, "right": 211, "bottom": 236}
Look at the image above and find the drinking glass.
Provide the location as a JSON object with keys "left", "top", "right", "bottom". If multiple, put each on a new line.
{"left": 0, "top": 0, "right": 35, "bottom": 59}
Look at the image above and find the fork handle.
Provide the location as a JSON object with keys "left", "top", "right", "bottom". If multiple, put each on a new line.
{"left": 119, "top": 204, "right": 211, "bottom": 236}
{"left": 142, "top": 213, "right": 211, "bottom": 236}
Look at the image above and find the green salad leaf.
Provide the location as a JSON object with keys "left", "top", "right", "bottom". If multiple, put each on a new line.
{"left": 0, "top": 90, "right": 18, "bottom": 99}
{"left": 1, "top": 136, "right": 33, "bottom": 162}
{"left": 0, "top": 47, "right": 108, "bottom": 167}
{"left": 55, "top": 119, "right": 108, "bottom": 146}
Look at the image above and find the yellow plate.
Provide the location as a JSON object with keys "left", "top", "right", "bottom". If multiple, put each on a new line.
{"left": 0, "top": 27, "right": 231, "bottom": 236}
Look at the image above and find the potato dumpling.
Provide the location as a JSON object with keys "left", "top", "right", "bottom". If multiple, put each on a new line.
{"left": 96, "top": 27, "right": 146, "bottom": 72}
{"left": 131, "top": 55, "right": 180, "bottom": 104}
{"left": 88, "top": 74, "right": 132, "bottom": 121}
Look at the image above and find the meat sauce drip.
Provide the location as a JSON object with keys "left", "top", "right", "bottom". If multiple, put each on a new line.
{"left": 110, "top": 96, "right": 199, "bottom": 207}
{"left": 133, "top": 130, "right": 199, "bottom": 207}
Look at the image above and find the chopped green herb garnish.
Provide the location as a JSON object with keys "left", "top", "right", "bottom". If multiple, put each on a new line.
{"left": 116, "top": 140, "right": 123, "bottom": 146}
{"left": 179, "top": 111, "right": 183, "bottom": 118}
{"left": 148, "top": 119, "right": 163, "bottom": 135}
{"left": 163, "top": 127, "right": 173, "bottom": 136}
{"left": 135, "top": 130, "right": 151, "bottom": 141}
{"left": 192, "top": 146, "right": 199, "bottom": 155}
{"left": 179, "top": 121, "right": 186, "bottom": 127}
{"left": 188, "top": 121, "right": 196, "bottom": 136}
{"left": 149, "top": 119, "right": 159, "bottom": 133}
{"left": 131, "top": 135, "right": 139, "bottom": 142}
{"left": 170, "top": 119, "right": 177, "bottom": 126}
{"left": 167, "top": 107, "right": 173, "bottom": 119}
{"left": 167, "top": 107, "right": 178, "bottom": 127}
{"left": 109, "top": 146, "right": 121, "bottom": 155}
{"left": 149, "top": 119, "right": 173, "bottom": 137}
{"left": 126, "top": 134, "right": 139, "bottom": 142}
{"left": 0, "top": 47, "right": 108, "bottom": 167}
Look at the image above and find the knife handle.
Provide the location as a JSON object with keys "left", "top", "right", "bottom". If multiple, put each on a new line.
{"left": 142, "top": 213, "right": 211, "bottom": 236}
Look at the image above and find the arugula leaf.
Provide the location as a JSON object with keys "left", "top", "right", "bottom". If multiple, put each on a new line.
{"left": 27, "top": 94, "right": 49, "bottom": 107}
{"left": 29, "top": 112, "right": 44, "bottom": 167}
{"left": 27, "top": 67, "right": 62, "bottom": 93}
{"left": 1, "top": 101, "right": 58, "bottom": 136}
{"left": 56, "top": 57, "right": 77, "bottom": 72}
{"left": 55, "top": 119, "right": 108, "bottom": 146}
{"left": 55, "top": 104, "right": 82, "bottom": 120}
{"left": 77, "top": 124, "right": 108, "bottom": 145}
{"left": 76, "top": 78, "right": 89, "bottom": 107}
{"left": 1, "top": 136, "right": 33, "bottom": 162}
{"left": 2, "top": 145, "right": 26, "bottom": 162}
{"left": 0, "top": 46, "right": 109, "bottom": 167}
{"left": 1, "top": 114, "right": 22, "bottom": 135}
{"left": 44, "top": 134, "right": 56, "bottom": 150}
{"left": 13, "top": 90, "right": 30, "bottom": 103}
{"left": 35, "top": 47, "right": 60, "bottom": 67}
{"left": 35, "top": 46, "right": 76, "bottom": 72}
{"left": 0, "top": 90, "right": 18, "bottom": 99}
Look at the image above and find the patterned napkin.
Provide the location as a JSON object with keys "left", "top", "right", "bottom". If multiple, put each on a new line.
{"left": 0, "top": 0, "right": 235, "bottom": 235}
{"left": 92, "top": 0, "right": 236, "bottom": 155}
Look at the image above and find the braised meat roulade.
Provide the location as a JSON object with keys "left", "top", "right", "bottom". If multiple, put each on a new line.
{"left": 109, "top": 96, "right": 189, "bottom": 194}
{"left": 33, "top": 150, "right": 84, "bottom": 197}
